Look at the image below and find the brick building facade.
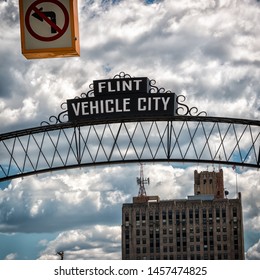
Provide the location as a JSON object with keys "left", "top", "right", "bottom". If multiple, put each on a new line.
{"left": 121, "top": 169, "right": 244, "bottom": 260}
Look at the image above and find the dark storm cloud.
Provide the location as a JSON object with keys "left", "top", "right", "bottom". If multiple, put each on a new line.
{"left": 0, "top": 0, "right": 19, "bottom": 28}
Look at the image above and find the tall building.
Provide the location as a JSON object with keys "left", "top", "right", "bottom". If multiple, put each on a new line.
{"left": 121, "top": 169, "right": 244, "bottom": 260}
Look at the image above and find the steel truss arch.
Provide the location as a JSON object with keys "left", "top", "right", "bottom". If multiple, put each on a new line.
{"left": 0, "top": 116, "right": 259, "bottom": 182}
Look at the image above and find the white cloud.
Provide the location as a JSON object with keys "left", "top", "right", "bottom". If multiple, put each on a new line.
{"left": 38, "top": 225, "right": 121, "bottom": 260}
{"left": 246, "top": 239, "right": 260, "bottom": 260}
{"left": 4, "top": 252, "right": 17, "bottom": 260}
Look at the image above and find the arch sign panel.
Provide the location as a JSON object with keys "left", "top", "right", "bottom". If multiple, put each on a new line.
{"left": 67, "top": 77, "right": 177, "bottom": 122}
{"left": 19, "top": 0, "right": 80, "bottom": 59}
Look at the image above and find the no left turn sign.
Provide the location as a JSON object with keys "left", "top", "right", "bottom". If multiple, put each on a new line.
{"left": 19, "top": 0, "right": 80, "bottom": 59}
{"left": 25, "top": 0, "right": 69, "bottom": 42}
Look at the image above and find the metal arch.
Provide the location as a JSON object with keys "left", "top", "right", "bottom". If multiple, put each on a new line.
{"left": 0, "top": 116, "right": 259, "bottom": 182}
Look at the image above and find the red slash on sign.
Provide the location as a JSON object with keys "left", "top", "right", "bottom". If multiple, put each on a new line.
{"left": 25, "top": 0, "right": 69, "bottom": 42}
{"left": 32, "top": 7, "right": 58, "bottom": 34}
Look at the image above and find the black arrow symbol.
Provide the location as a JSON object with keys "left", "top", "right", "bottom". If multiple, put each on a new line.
{"left": 32, "top": 7, "right": 57, "bottom": 34}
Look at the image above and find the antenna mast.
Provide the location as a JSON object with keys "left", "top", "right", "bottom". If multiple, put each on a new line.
{"left": 136, "top": 163, "right": 149, "bottom": 197}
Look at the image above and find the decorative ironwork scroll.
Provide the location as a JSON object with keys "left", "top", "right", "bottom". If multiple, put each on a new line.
{"left": 41, "top": 72, "right": 207, "bottom": 125}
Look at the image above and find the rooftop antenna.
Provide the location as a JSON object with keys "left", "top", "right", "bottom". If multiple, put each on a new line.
{"left": 136, "top": 163, "right": 149, "bottom": 197}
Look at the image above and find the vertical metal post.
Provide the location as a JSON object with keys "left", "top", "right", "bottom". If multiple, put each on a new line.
{"left": 167, "top": 121, "right": 172, "bottom": 160}
{"left": 74, "top": 126, "right": 81, "bottom": 164}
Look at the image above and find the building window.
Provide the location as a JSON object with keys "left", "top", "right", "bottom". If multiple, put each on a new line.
{"left": 233, "top": 207, "right": 237, "bottom": 217}
{"left": 176, "top": 211, "right": 180, "bottom": 224}
{"left": 222, "top": 208, "right": 226, "bottom": 218}
{"left": 162, "top": 210, "right": 167, "bottom": 219}
{"left": 216, "top": 208, "right": 220, "bottom": 223}
{"left": 195, "top": 209, "right": 199, "bottom": 224}
{"left": 168, "top": 210, "right": 173, "bottom": 221}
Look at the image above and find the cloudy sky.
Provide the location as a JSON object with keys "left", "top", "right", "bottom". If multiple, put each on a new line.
{"left": 0, "top": 0, "right": 259, "bottom": 260}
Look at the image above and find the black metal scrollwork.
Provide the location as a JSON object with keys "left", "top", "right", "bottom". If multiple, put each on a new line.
{"left": 41, "top": 102, "right": 68, "bottom": 125}
{"left": 175, "top": 95, "right": 207, "bottom": 116}
{"left": 148, "top": 79, "right": 172, "bottom": 94}
{"left": 113, "top": 71, "right": 132, "bottom": 79}
{"left": 41, "top": 73, "right": 207, "bottom": 125}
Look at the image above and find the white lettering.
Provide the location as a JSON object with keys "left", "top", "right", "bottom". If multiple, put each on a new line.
{"left": 98, "top": 82, "right": 106, "bottom": 93}
{"left": 147, "top": 97, "right": 151, "bottom": 111}
{"left": 106, "top": 99, "right": 114, "bottom": 113}
{"left": 153, "top": 97, "right": 161, "bottom": 111}
{"left": 71, "top": 103, "right": 81, "bottom": 116}
{"left": 116, "top": 80, "right": 121, "bottom": 91}
{"left": 115, "top": 99, "right": 122, "bottom": 112}
{"left": 122, "top": 80, "right": 132, "bottom": 91}
{"left": 162, "top": 97, "right": 170, "bottom": 110}
{"left": 124, "top": 98, "right": 131, "bottom": 112}
{"left": 100, "top": 99, "right": 104, "bottom": 113}
{"left": 133, "top": 79, "right": 142, "bottom": 91}
{"left": 82, "top": 102, "right": 89, "bottom": 115}
{"left": 107, "top": 82, "right": 115, "bottom": 92}
{"left": 138, "top": 98, "right": 146, "bottom": 111}
{"left": 90, "top": 100, "right": 99, "bottom": 114}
